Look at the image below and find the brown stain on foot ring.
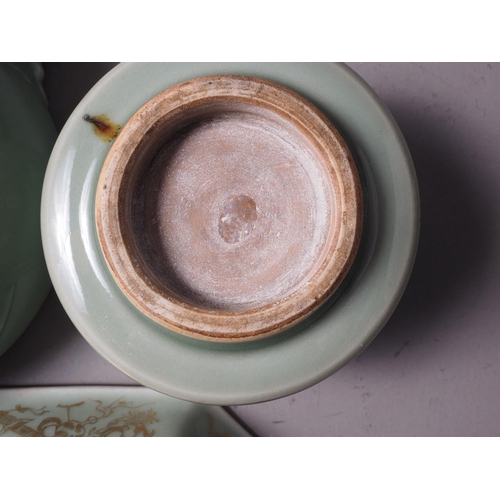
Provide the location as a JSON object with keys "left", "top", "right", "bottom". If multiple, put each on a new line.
{"left": 83, "top": 114, "right": 121, "bottom": 142}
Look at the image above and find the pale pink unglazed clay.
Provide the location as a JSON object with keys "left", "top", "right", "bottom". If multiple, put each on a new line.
{"left": 96, "top": 75, "right": 362, "bottom": 341}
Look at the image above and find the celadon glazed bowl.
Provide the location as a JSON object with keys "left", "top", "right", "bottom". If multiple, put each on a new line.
{"left": 0, "top": 63, "right": 57, "bottom": 357}
{"left": 41, "top": 63, "right": 419, "bottom": 405}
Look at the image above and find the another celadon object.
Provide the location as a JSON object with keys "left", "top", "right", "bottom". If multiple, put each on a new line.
{"left": 0, "top": 63, "right": 57, "bottom": 357}
{"left": 0, "top": 386, "right": 249, "bottom": 437}
{"left": 41, "top": 63, "right": 419, "bottom": 405}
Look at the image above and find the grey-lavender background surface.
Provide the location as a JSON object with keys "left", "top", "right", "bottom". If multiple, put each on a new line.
{"left": 1, "top": 63, "right": 498, "bottom": 436}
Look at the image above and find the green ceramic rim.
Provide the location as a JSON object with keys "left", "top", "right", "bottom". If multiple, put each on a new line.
{"left": 41, "top": 63, "right": 419, "bottom": 405}
{"left": 0, "top": 63, "right": 55, "bottom": 358}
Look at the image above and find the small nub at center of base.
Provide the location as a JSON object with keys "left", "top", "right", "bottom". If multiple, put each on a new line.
{"left": 218, "top": 195, "right": 258, "bottom": 244}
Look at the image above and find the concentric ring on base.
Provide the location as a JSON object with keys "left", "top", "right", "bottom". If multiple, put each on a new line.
{"left": 95, "top": 75, "right": 363, "bottom": 341}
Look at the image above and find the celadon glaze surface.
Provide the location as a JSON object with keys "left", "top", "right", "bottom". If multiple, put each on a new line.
{"left": 0, "top": 63, "right": 57, "bottom": 357}
{"left": 41, "top": 63, "right": 419, "bottom": 405}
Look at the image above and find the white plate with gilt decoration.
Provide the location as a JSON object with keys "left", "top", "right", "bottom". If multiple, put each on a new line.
{"left": 0, "top": 386, "right": 250, "bottom": 437}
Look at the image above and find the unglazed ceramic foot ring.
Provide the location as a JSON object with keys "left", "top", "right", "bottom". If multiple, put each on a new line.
{"left": 95, "top": 75, "right": 363, "bottom": 342}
